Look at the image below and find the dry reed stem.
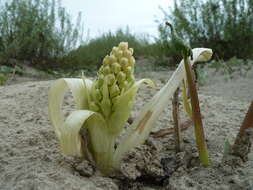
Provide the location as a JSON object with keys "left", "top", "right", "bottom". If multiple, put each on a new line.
{"left": 172, "top": 87, "right": 182, "bottom": 152}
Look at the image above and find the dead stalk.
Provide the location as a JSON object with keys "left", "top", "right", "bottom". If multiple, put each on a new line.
{"left": 232, "top": 101, "right": 253, "bottom": 160}
{"left": 151, "top": 118, "right": 194, "bottom": 137}
{"left": 172, "top": 87, "right": 182, "bottom": 152}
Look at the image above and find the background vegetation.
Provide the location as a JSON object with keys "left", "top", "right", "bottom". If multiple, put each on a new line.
{"left": 0, "top": 0, "right": 83, "bottom": 68}
{"left": 0, "top": 0, "right": 252, "bottom": 84}
{"left": 62, "top": 28, "right": 153, "bottom": 70}
{"left": 158, "top": 0, "right": 253, "bottom": 60}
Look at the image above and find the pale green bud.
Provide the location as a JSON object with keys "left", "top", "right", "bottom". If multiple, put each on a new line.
{"left": 98, "top": 67, "right": 103, "bottom": 74}
{"left": 111, "top": 96, "right": 119, "bottom": 111}
{"left": 107, "top": 74, "right": 115, "bottom": 86}
{"left": 100, "top": 79, "right": 111, "bottom": 118}
{"left": 129, "top": 48, "right": 134, "bottom": 55}
{"left": 117, "top": 71, "right": 126, "bottom": 82}
{"left": 109, "top": 55, "right": 117, "bottom": 63}
{"left": 94, "top": 89, "right": 102, "bottom": 101}
{"left": 116, "top": 50, "right": 123, "bottom": 58}
{"left": 111, "top": 96, "right": 118, "bottom": 105}
{"left": 112, "top": 47, "right": 119, "bottom": 55}
{"left": 101, "top": 99, "right": 111, "bottom": 118}
{"left": 127, "top": 75, "right": 135, "bottom": 83}
{"left": 129, "top": 57, "right": 135, "bottom": 67}
{"left": 98, "top": 74, "right": 104, "bottom": 87}
{"left": 120, "top": 58, "right": 129, "bottom": 71}
{"left": 103, "top": 66, "right": 111, "bottom": 75}
{"left": 103, "top": 55, "right": 110, "bottom": 66}
{"left": 90, "top": 101, "right": 100, "bottom": 112}
{"left": 120, "top": 57, "right": 128, "bottom": 66}
{"left": 111, "top": 62, "right": 121, "bottom": 73}
{"left": 91, "top": 82, "right": 102, "bottom": 104}
{"left": 120, "top": 80, "right": 128, "bottom": 89}
{"left": 123, "top": 50, "right": 132, "bottom": 58}
{"left": 125, "top": 66, "right": 132, "bottom": 76}
{"left": 119, "top": 42, "right": 128, "bottom": 51}
{"left": 109, "top": 84, "right": 120, "bottom": 98}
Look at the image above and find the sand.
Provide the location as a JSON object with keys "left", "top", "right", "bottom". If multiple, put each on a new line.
{"left": 0, "top": 67, "right": 253, "bottom": 190}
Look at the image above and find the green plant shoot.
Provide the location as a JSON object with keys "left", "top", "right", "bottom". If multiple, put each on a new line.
{"left": 167, "top": 22, "right": 210, "bottom": 167}
{"left": 48, "top": 41, "right": 212, "bottom": 174}
{"left": 48, "top": 42, "right": 155, "bottom": 173}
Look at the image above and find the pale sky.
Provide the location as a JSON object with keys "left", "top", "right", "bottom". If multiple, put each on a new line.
{"left": 61, "top": 0, "right": 172, "bottom": 39}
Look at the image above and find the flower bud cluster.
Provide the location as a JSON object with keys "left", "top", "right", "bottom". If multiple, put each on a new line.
{"left": 89, "top": 42, "right": 136, "bottom": 114}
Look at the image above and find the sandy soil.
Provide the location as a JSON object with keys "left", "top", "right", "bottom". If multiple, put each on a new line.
{"left": 0, "top": 67, "right": 253, "bottom": 190}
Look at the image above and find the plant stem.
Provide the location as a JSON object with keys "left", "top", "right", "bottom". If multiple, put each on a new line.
{"left": 182, "top": 80, "right": 192, "bottom": 117}
{"left": 183, "top": 56, "right": 210, "bottom": 167}
{"left": 80, "top": 128, "right": 95, "bottom": 164}
{"left": 235, "top": 101, "right": 253, "bottom": 138}
{"left": 96, "top": 136, "right": 115, "bottom": 174}
{"left": 172, "top": 87, "right": 182, "bottom": 152}
{"left": 232, "top": 101, "right": 253, "bottom": 160}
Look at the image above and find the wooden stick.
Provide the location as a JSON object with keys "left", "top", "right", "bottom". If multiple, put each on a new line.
{"left": 173, "top": 87, "right": 182, "bottom": 152}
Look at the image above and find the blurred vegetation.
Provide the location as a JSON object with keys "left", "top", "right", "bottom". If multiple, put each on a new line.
{"left": 0, "top": 0, "right": 83, "bottom": 68}
{"left": 0, "top": 73, "right": 8, "bottom": 85}
{"left": 193, "top": 57, "right": 253, "bottom": 87}
{"left": 0, "top": 0, "right": 252, "bottom": 84}
{"left": 158, "top": 0, "right": 253, "bottom": 60}
{"left": 63, "top": 27, "right": 182, "bottom": 70}
{"left": 62, "top": 28, "right": 152, "bottom": 69}
{"left": 208, "top": 58, "right": 253, "bottom": 80}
